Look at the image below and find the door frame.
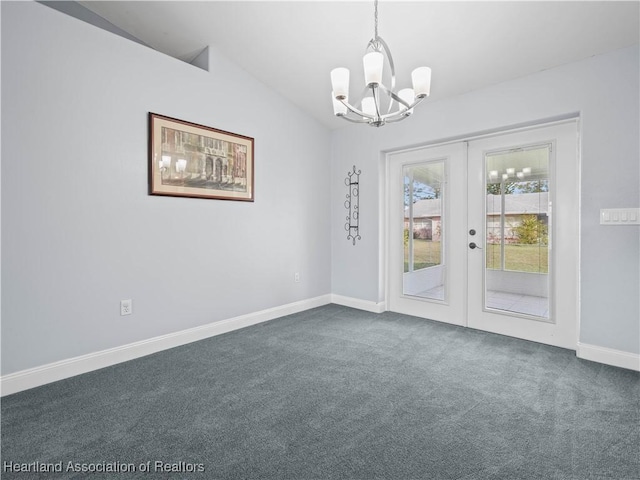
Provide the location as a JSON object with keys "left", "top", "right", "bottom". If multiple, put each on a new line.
{"left": 381, "top": 117, "right": 580, "bottom": 348}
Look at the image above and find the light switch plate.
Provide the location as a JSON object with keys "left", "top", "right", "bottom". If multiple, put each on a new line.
{"left": 600, "top": 208, "right": 640, "bottom": 225}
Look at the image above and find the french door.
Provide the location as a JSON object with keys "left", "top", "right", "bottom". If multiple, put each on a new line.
{"left": 387, "top": 143, "right": 467, "bottom": 325}
{"left": 387, "top": 121, "right": 579, "bottom": 349}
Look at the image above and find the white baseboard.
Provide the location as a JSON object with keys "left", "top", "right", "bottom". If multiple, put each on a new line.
{"left": 6, "top": 299, "right": 633, "bottom": 396}
{"left": 576, "top": 342, "right": 640, "bottom": 372}
{"left": 1, "top": 295, "right": 332, "bottom": 397}
{"left": 331, "top": 294, "right": 386, "bottom": 313}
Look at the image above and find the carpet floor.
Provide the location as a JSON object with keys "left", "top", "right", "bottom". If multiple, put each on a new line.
{"left": 2, "top": 304, "right": 639, "bottom": 479}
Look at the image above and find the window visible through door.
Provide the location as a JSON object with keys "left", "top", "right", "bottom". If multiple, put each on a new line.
{"left": 484, "top": 144, "right": 551, "bottom": 319}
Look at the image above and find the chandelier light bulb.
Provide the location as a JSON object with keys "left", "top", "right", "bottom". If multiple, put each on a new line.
{"left": 363, "top": 51, "right": 384, "bottom": 86}
{"left": 412, "top": 67, "right": 432, "bottom": 98}
{"left": 332, "top": 92, "right": 348, "bottom": 116}
{"left": 331, "top": 68, "right": 350, "bottom": 100}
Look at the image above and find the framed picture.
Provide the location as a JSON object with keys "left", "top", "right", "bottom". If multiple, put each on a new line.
{"left": 149, "top": 113, "right": 254, "bottom": 201}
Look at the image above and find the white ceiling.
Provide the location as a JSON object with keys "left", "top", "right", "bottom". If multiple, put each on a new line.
{"left": 77, "top": 1, "right": 639, "bottom": 130}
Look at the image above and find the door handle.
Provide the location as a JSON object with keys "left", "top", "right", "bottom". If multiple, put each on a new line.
{"left": 469, "top": 242, "right": 482, "bottom": 250}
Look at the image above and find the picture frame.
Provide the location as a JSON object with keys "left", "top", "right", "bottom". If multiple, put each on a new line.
{"left": 148, "top": 113, "right": 254, "bottom": 201}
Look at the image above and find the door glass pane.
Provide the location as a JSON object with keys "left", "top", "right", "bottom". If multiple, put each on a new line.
{"left": 485, "top": 145, "right": 550, "bottom": 319}
{"left": 403, "top": 161, "right": 445, "bottom": 301}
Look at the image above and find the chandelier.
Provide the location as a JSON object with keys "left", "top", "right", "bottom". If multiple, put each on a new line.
{"left": 330, "top": 0, "right": 431, "bottom": 127}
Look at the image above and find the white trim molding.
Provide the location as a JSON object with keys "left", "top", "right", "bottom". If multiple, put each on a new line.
{"left": 1, "top": 295, "right": 332, "bottom": 397}
{"left": 7, "top": 297, "right": 634, "bottom": 397}
{"left": 331, "top": 294, "right": 386, "bottom": 313}
{"left": 577, "top": 342, "right": 640, "bottom": 372}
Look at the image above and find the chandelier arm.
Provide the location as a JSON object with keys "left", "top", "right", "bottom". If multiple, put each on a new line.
{"left": 378, "top": 83, "right": 410, "bottom": 110}
{"left": 382, "top": 99, "right": 426, "bottom": 123}
{"left": 372, "top": 85, "right": 383, "bottom": 123}
{"left": 337, "top": 114, "right": 371, "bottom": 124}
{"left": 383, "top": 114, "right": 411, "bottom": 124}
{"left": 338, "top": 98, "right": 374, "bottom": 121}
{"left": 400, "top": 94, "right": 426, "bottom": 112}
{"left": 380, "top": 85, "right": 426, "bottom": 119}
{"left": 338, "top": 83, "right": 383, "bottom": 121}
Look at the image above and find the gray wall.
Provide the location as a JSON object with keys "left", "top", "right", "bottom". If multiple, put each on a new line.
{"left": 1, "top": 2, "right": 331, "bottom": 375}
{"left": 2, "top": 1, "right": 638, "bottom": 378}
{"left": 331, "top": 45, "right": 640, "bottom": 355}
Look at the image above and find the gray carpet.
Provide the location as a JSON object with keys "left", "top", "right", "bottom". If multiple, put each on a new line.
{"left": 2, "top": 304, "right": 639, "bottom": 479}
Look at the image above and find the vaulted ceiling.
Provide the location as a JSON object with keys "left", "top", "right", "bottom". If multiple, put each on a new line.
{"left": 66, "top": 1, "right": 640, "bottom": 129}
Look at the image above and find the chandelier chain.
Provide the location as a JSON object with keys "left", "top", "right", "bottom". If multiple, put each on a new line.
{"left": 374, "top": 0, "right": 379, "bottom": 39}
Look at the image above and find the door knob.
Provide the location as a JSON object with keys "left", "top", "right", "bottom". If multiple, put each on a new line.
{"left": 469, "top": 242, "right": 482, "bottom": 250}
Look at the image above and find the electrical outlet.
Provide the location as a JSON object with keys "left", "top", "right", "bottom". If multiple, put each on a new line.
{"left": 294, "top": 272, "right": 300, "bottom": 283}
{"left": 120, "top": 299, "right": 132, "bottom": 316}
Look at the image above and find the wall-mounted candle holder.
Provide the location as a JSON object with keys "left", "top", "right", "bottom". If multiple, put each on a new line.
{"left": 344, "top": 165, "right": 361, "bottom": 245}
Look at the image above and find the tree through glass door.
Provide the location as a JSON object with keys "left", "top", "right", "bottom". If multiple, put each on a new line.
{"left": 403, "top": 161, "right": 445, "bottom": 301}
{"left": 484, "top": 145, "right": 551, "bottom": 319}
